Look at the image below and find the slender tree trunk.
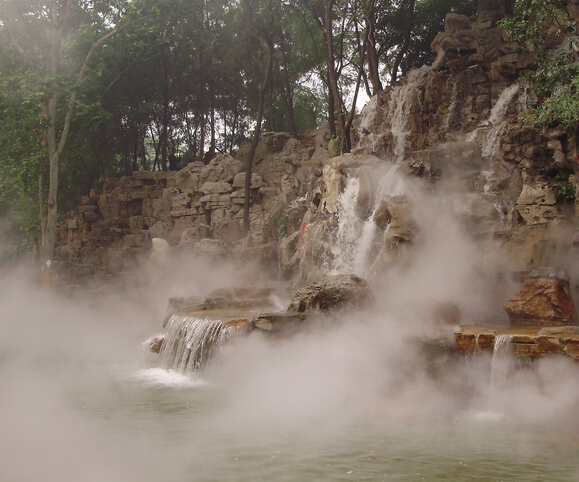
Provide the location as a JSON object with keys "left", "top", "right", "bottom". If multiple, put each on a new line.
{"left": 324, "top": 0, "right": 346, "bottom": 152}
{"left": 390, "top": 0, "right": 416, "bottom": 85}
{"left": 210, "top": 80, "right": 216, "bottom": 155}
{"left": 161, "top": 71, "right": 169, "bottom": 171}
{"left": 279, "top": 40, "right": 298, "bottom": 137}
{"left": 364, "top": 0, "right": 382, "bottom": 95}
{"left": 344, "top": 18, "right": 370, "bottom": 152}
{"left": 43, "top": 1, "right": 66, "bottom": 274}
{"left": 243, "top": 39, "right": 274, "bottom": 234}
{"left": 38, "top": 171, "right": 46, "bottom": 262}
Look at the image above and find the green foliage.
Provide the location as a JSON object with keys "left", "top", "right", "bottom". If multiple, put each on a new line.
{"left": 268, "top": 207, "right": 291, "bottom": 240}
{"left": 499, "top": 0, "right": 579, "bottom": 133}
{"left": 531, "top": 76, "right": 579, "bottom": 132}
{"left": 558, "top": 181, "right": 576, "bottom": 202}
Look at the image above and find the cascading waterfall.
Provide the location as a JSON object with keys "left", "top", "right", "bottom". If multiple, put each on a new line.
{"left": 488, "top": 334, "right": 514, "bottom": 409}
{"left": 159, "top": 315, "right": 234, "bottom": 372}
{"left": 441, "top": 80, "right": 459, "bottom": 131}
{"left": 388, "top": 66, "right": 432, "bottom": 162}
{"left": 481, "top": 83, "right": 520, "bottom": 160}
{"left": 330, "top": 165, "right": 405, "bottom": 277}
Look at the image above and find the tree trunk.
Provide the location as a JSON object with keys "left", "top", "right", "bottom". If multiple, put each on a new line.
{"left": 324, "top": 0, "right": 346, "bottom": 152}
{"left": 243, "top": 39, "right": 274, "bottom": 234}
{"left": 41, "top": 13, "right": 145, "bottom": 270}
{"left": 364, "top": 0, "right": 382, "bottom": 95}
{"left": 43, "top": 1, "right": 65, "bottom": 272}
{"left": 390, "top": 0, "right": 416, "bottom": 85}
{"left": 280, "top": 39, "right": 298, "bottom": 136}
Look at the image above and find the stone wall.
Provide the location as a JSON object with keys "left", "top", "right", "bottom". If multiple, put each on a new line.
{"left": 55, "top": 128, "right": 330, "bottom": 287}
{"left": 56, "top": 9, "right": 579, "bottom": 291}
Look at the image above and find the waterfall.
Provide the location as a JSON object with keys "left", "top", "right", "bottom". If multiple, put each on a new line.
{"left": 330, "top": 165, "right": 404, "bottom": 277}
{"left": 388, "top": 66, "right": 432, "bottom": 162}
{"left": 441, "top": 80, "right": 459, "bottom": 131}
{"left": 488, "top": 334, "right": 513, "bottom": 409}
{"left": 159, "top": 315, "right": 234, "bottom": 372}
{"left": 481, "top": 84, "right": 520, "bottom": 160}
{"left": 330, "top": 177, "right": 373, "bottom": 275}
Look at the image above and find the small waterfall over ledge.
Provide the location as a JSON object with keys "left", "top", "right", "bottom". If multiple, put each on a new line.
{"left": 488, "top": 334, "right": 514, "bottom": 412}
{"left": 159, "top": 315, "right": 235, "bottom": 372}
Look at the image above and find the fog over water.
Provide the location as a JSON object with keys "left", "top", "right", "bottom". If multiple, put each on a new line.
{"left": 2, "top": 176, "right": 579, "bottom": 481}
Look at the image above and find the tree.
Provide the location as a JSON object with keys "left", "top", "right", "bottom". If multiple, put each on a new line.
{"left": 238, "top": 0, "right": 275, "bottom": 234}
{"left": 499, "top": 0, "right": 579, "bottom": 132}
{"left": 0, "top": 0, "right": 145, "bottom": 275}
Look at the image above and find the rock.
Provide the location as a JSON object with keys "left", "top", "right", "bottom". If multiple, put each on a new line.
{"left": 373, "top": 195, "right": 416, "bottom": 246}
{"left": 150, "top": 237, "right": 170, "bottom": 267}
{"left": 232, "top": 172, "right": 263, "bottom": 189}
{"left": 286, "top": 274, "right": 375, "bottom": 313}
{"left": 148, "top": 335, "right": 165, "bottom": 353}
{"left": 149, "top": 220, "right": 174, "bottom": 241}
{"left": 195, "top": 238, "right": 227, "bottom": 257}
{"left": 199, "top": 154, "right": 243, "bottom": 183}
{"left": 200, "top": 182, "right": 233, "bottom": 194}
{"left": 503, "top": 267, "right": 578, "bottom": 326}
{"left": 515, "top": 182, "right": 557, "bottom": 225}
{"left": 433, "top": 302, "right": 462, "bottom": 325}
{"left": 213, "top": 218, "right": 243, "bottom": 244}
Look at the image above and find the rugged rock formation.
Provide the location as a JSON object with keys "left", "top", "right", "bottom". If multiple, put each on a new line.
{"left": 455, "top": 324, "right": 579, "bottom": 361}
{"left": 56, "top": 6, "right": 579, "bottom": 310}
{"left": 503, "top": 267, "right": 578, "bottom": 326}
{"left": 286, "top": 274, "right": 375, "bottom": 314}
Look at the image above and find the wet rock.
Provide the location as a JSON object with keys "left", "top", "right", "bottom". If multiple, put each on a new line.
{"left": 503, "top": 267, "right": 578, "bottom": 326}
{"left": 286, "top": 274, "right": 375, "bottom": 313}
{"left": 148, "top": 335, "right": 165, "bottom": 353}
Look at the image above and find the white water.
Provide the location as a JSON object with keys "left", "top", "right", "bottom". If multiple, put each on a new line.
{"left": 159, "top": 315, "right": 234, "bottom": 372}
{"left": 481, "top": 83, "right": 520, "bottom": 160}
{"left": 330, "top": 165, "right": 405, "bottom": 277}
{"left": 488, "top": 334, "right": 514, "bottom": 412}
{"left": 442, "top": 80, "right": 459, "bottom": 131}
{"left": 388, "top": 66, "right": 432, "bottom": 162}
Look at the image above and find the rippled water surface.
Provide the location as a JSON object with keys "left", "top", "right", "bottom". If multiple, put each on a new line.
{"left": 56, "top": 364, "right": 579, "bottom": 482}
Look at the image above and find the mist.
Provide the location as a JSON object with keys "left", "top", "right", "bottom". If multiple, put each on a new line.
{"left": 1, "top": 186, "right": 579, "bottom": 481}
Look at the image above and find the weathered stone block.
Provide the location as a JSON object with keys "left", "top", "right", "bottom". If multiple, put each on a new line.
{"left": 200, "top": 182, "right": 233, "bottom": 194}
{"left": 232, "top": 172, "right": 263, "bottom": 189}
{"left": 504, "top": 267, "right": 578, "bottom": 326}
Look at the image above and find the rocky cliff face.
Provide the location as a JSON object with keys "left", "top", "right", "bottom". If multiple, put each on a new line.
{"left": 56, "top": 9, "right": 579, "bottom": 301}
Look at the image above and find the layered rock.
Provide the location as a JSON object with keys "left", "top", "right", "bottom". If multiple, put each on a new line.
{"left": 503, "top": 267, "right": 578, "bottom": 326}
{"left": 286, "top": 274, "right": 375, "bottom": 314}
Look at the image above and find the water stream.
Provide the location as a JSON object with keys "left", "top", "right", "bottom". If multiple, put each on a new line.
{"left": 159, "top": 315, "right": 234, "bottom": 372}
{"left": 488, "top": 334, "right": 514, "bottom": 412}
{"left": 330, "top": 164, "right": 404, "bottom": 277}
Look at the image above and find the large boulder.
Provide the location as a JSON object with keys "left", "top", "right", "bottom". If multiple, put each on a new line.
{"left": 503, "top": 267, "right": 578, "bottom": 326}
{"left": 286, "top": 274, "right": 375, "bottom": 313}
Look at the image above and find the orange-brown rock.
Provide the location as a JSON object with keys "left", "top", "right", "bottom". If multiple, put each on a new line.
{"left": 503, "top": 268, "right": 578, "bottom": 326}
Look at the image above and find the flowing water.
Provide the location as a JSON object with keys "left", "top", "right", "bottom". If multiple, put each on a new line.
{"left": 330, "top": 164, "right": 405, "bottom": 277}
{"left": 159, "top": 315, "right": 234, "bottom": 372}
